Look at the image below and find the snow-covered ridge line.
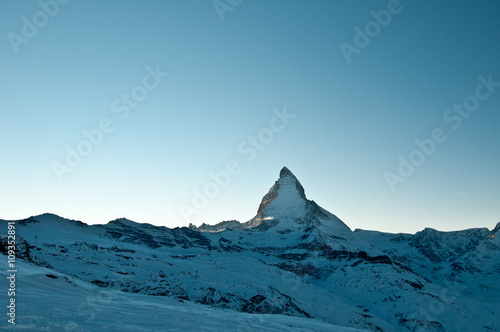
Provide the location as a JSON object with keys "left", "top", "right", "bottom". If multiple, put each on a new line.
{"left": 0, "top": 167, "right": 498, "bottom": 331}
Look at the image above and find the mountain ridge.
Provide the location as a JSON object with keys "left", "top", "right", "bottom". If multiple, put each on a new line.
{"left": 1, "top": 167, "right": 499, "bottom": 331}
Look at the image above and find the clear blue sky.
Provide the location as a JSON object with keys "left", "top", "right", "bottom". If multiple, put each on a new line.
{"left": 1, "top": 0, "right": 499, "bottom": 233}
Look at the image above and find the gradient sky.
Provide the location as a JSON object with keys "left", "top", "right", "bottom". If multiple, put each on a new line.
{"left": 1, "top": 0, "right": 499, "bottom": 234}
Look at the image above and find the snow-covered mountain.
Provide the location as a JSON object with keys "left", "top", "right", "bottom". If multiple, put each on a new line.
{"left": 1, "top": 167, "right": 499, "bottom": 331}
{"left": 191, "top": 166, "right": 350, "bottom": 233}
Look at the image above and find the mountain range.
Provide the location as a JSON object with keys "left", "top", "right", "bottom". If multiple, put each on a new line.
{"left": 1, "top": 167, "right": 499, "bottom": 331}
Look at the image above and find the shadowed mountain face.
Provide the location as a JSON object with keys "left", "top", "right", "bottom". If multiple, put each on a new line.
{"left": 1, "top": 167, "right": 499, "bottom": 331}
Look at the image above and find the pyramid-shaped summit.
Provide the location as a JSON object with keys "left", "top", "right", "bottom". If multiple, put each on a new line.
{"left": 191, "top": 167, "right": 350, "bottom": 232}
{"left": 246, "top": 167, "right": 350, "bottom": 231}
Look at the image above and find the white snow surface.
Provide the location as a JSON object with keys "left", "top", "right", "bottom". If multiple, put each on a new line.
{"left": 264, "top": 173, "right": 307, "bottom": 220}
{"left": 0, "top": 260, "right": 365, "bottom": 332}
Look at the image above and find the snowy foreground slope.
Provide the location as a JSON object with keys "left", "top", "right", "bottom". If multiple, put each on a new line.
{"left": 0, "top": 260, "right": 362, "bottom": 331}
{"left": 1, "top": 167, "right": 499, "bottom": 331}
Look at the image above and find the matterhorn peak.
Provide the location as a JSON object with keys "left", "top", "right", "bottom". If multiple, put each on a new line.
{"left": 191, "top": 167, "right": 350, "bottom": 233}
{"left": 245, "top": 167, "right": 350, "bottom": 232}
